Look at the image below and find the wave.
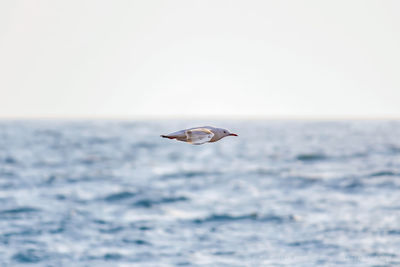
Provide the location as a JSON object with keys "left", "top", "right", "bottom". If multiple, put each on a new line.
{"left": 192, "top": 213, "right": 295, "bottom": 224}
{"left": 287, "top": 239, "right": 340, "bottom": 250}
{"left": 369, "top": 171, "right": 399, "bottom": 177}
{"left": 0, "top": 207, "right": 41, "bottom": 216}
{"left": 122, "top": 238, "right": 151, "bottom": 246}
{"left": 12, "top": 249, "right": 45, "bottom": 264}
{"left": 160, "top": 170, "right": 221, "bottom": 180}
{"left": 327, "top": 178, "right": 365, "bottom": 192}
{"left": 104, "top": 191, "right": 137, "bottom": 202}
{"left": 387, "top": 229, "right": 400, "bottom": 235}
{"left": 296, "top": 153, "right": 327, "bottom": 162}
{"left": 103, "top": 253, "right": 123, "bottom": 261}
{"left": 3, "top": 156, "right": 17, "bottom": 165}
{"left": 133, "top": 196, "right": 189, "bottom": 208}
{"left": 389, "top": 145, "right": 400, "bottom": 154}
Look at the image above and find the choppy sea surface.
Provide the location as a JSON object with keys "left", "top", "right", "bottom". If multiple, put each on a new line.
{"left": 1, "top": 120, "right": 400, "bottom": 266}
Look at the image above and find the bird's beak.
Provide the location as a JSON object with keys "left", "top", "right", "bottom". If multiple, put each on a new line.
{"left": 229, "top": 133, "right": 238, "bottom": 136}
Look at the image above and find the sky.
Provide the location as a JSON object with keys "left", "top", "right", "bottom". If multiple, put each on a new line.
{"left": 0, "top": 0, "right": 399, "bottom": 119}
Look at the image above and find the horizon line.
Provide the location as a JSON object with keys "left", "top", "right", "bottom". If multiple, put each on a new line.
{"left": 0, "top": 115, "right": 400, "bottom": 121}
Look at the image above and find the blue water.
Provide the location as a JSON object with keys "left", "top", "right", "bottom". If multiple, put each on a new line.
{"left": 1, "top": 120, "right": 400, "bottom": 266}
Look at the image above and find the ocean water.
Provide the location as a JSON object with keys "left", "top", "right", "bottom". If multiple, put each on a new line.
{"left": 1, "top": 120, "right": 400, "bottom": 266}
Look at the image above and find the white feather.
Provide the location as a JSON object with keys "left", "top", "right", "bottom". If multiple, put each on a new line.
{"left": 185, "top": 128, "right": 214, "bottom": 145}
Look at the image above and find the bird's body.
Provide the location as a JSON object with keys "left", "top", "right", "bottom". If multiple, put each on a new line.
{"left": 161, "top": 126, "right": 238, "bottom": 145}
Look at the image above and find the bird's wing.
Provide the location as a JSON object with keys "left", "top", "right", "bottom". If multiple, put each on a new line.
{"left": 162, "top": 129, "right": 186, "bottom": 139}
{"left": 185, "top": 128, "right": 214, "bottom": 145}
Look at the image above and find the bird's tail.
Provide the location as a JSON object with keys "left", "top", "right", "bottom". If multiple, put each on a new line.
{"left": 161, "top": 135, "right": 175, "bottom": 139}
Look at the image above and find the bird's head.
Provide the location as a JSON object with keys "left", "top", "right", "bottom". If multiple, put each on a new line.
{"left": 218, "top": 128, "right": 238, "bottom": 140}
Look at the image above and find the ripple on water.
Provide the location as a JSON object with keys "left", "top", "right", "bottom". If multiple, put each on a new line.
{"left": 387, "top": 229, "right": 400, "bottom": 235}
{"left": 296, "top": 153, "right": 327, "bottom": 162}
{"left": 4, "top": 156, "right": 17, "bottom": 165}
{"left": 192, "top": 213, "right": 294, "bottom": 224}
{"left": 388, "top": 145, "right": 400, "bottom": 154}
{"left": 122, "top": 238, "right": 151, "bottom": 246}
{"left": 133, "top": 196, "right": 189, "bottom": 208}
{"left": 104, "top": 253, "right": 123, "bottom": 261}
{"left": 104, "top": 191, "right": 137, "bottom": 202}
{"left": 161, "top": 170, "right": 221, "bottom": 180}
{"left": 12, "top": 249, "right": 45, "bottom": 264}
{"left": 287, "top": 239, "right": 340, "bottom": 251}
{"left": 98, "top": 225, "right": 124, "bottom": 234}
{"left": 369, "top": 170, "right": 399, "bottom": 177}
{"left": 0, "top": 207, "right": 41, "bottom": 218}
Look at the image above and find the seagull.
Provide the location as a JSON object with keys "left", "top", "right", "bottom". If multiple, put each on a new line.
{"left": 161, "top": 126, "right": 238, "bottom": 145}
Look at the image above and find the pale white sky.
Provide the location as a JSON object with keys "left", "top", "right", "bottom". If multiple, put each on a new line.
{"left": 0, "top": 0, "right": 399, "bottom": 118}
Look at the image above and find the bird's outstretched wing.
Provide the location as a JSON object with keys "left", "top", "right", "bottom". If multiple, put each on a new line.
{"left": 185, "top": 128, "right": 214, "bottom": 145}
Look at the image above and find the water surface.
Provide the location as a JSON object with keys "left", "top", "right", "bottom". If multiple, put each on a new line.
{"left": 0, "top": 120, "right": 400, "bottom": 266}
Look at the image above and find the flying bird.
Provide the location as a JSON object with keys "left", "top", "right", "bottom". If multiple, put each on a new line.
{"left": 161, "top": 126, "right": 238, "bottom": 145}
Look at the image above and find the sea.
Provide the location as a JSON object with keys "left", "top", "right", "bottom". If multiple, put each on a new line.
{"left": 0, "top": 120, "right": 399, "bottom": 266}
